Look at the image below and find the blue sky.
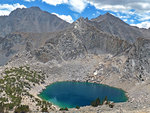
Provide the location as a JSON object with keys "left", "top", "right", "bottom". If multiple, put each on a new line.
{"left": 0, "top": 0, "right": 150, "bottom": 28}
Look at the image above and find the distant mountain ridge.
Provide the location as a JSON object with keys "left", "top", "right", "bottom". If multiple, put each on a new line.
{"left": 0, "top": 7, "right": 70, "bottom": 37}
{"left": 0, "top": 7, "right": 150, "bottom": 66}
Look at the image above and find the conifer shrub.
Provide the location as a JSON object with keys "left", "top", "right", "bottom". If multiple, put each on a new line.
{"left": 41, "top": 107, "right": 48, "bottom": 112}
{"left": 14, "top": 105, "right": 30, "bottom": 113}
{"left": 76, "top": 106, "right": 80, "bottom": 109}
{"left": 91, "top": 97, "right": 101, "bottom": 107}
{"left": 59, "top": 107, "right": 68, "bottom": 111}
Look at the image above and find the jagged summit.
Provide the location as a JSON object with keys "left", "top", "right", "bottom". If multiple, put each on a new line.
{"left": 74, "top": 17, "right": 88, "bottom": 24}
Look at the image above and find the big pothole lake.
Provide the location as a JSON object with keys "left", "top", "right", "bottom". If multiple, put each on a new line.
{"left": 39, "top": 81, "right": 128, "bottom": 108}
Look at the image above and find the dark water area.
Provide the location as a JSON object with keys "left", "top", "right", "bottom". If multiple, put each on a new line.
{"left": 39, "top": 81, "right": 128, "bottom": 108}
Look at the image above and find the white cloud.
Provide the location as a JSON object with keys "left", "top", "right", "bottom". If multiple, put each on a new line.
{"left": 69, "top": 0, "right": 87, "bottom": 13}
{"left": 87, "top": 0, "right": 150, "bottom": 13}
{"left": 0, "top": 3, "right": 26, "bottom": 16}
{"left": 42, "top": 0, "right": 87, "bottom": 13}
{"left": 131, "top": 21, "right": 150, "bottom": 29}
{"left": 88, "top": 1, "right": 130, "bottom": 13}
{"left": 128, "top": 2, "right": 150, "bottom": 13}
{"left": 42, "top": 0, "right": 150, "bottom": 17}
{"left": 136, "top": 14, "right": 150, "bottom": 21}
{"left": 52, "top": 13, "right": 74, "bottom": 23}
{"left": 130, "top": 19, "right": 135, "bottom": 23}
{"left": 0, "top": 10, "right": 10, "bottom": 16}
{"left": 116, "top": 13, "right": 130, "bottom": 19}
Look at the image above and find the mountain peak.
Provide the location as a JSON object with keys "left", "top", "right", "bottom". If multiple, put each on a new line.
{"left": 29, "top": 6, "right": 41, "bottom": 10}
{"left": 92, "top": 12, "right": 119, "bottom": 23}
{"left": 0, "top": 7, "right": 70, "bottom": 37}
{"left": 105, "top": 12, "right": 113, "bottom": 16}
{"left": 104, "top": 12, "right": 117, "bottom": 19}
{"left": 9, "top": 6, "right": 42, "bottom": 17}
{"left": 89, "top": 12, "right": 143, "bottom": 42}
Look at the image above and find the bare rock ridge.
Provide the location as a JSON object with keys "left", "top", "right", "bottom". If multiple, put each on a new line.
{"left": 90, "top": 13, "right": 144, "bottom": 42}
{"left": 0, "top": 7, "right": 70, "bottom": 37}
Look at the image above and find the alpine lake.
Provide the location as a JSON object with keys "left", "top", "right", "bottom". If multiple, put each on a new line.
{"left": 39, "top": 81, "right": 128, "bottom": 108}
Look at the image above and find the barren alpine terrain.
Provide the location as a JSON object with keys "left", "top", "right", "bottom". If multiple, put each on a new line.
{"left": 0, "top": 7, "right": 150, "bottom": 113}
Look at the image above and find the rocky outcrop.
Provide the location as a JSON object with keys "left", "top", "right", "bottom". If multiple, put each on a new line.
{"left": 31, "top": 18, "right": 131, "bottom": 63}
{"left": 0, "top": 33, "right": 23, "bottom": 65}
{"left": 33, "top": 30, "right": 86, "bottom": 62}
{"left": 73, "top": 18, "right": 132, "bottom": 55}
{"left": 123, "top": 38, "right": 150, "bottom": 80}
{"left": 0, "top": 32, "right": 51, "bottom": 65}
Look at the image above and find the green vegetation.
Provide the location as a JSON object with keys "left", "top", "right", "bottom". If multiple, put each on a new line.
{"left": 102, "top": 96, "right": 109, "bottom": 104}
{"left": 59, "top": 107, "right": 68, "bottom": 111}
{"left": 91, "top": 97, "right": 101, "bottom": 107}
{"left": 14, "top": 105, "right": 30, "bottom": 113}
{"left": 0, "top": 103, "right": 4, "bottom": 112}
{"left": 91, "top": 96, "right": 114, "bottom": 108}
{"left": 76, "top": 106, "right": 80, "bottom": 109}
{"left": 104, "top": 96, "right": 108, "bottom": 102}
{"left": 41, "top": 107, "right": 48, "bottom": 112}
{"left": 0, "top": 66, "right": 51, "bottom": 112}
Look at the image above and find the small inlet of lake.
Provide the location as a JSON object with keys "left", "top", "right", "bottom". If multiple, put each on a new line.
{"left": 39, "top": 81, "right": 128, "bottom": 108}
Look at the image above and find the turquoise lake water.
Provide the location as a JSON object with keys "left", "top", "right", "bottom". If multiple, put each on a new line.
{"left": 39, "top": 81, "right": 128, "bottom": 108}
